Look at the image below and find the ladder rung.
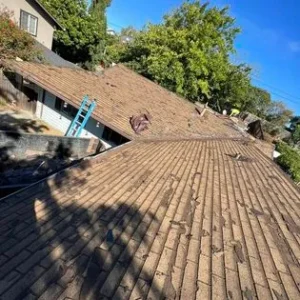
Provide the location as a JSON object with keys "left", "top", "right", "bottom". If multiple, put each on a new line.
{"left": 79, "top": 114, "right": 86, "bottom": 118}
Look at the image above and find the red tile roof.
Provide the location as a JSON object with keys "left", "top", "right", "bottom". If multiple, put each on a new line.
{"left": 4, "top": 61, "right": 245, "bottom": 140}
{"left": 0, "top": 139, "right": 299, "bottom": 299}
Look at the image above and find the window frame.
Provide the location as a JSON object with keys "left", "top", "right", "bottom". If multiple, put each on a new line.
{"left": 55, "top": 97, "right": 78, "bottom": 118}
{"left": 20, "top": 9, "right": 38, "bottom": 36}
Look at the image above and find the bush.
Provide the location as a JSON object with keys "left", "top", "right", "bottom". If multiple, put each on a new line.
{"left": 0, "top": 8, "right": 40, "bottom": 61}
{"left": 276, "top": 142, "right": 300, "bottom": 183}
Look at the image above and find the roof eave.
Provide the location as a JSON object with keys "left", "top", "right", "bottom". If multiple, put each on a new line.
{"left": 2, "top": 61, "right": 133, "bottom": 141}
{"left": 34, "top": 0, "right": 64, "bottom": 30}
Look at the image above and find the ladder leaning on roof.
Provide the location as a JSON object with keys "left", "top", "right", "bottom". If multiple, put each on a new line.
{"left": 66, "top": 95, "right": 97, "bottom": 137}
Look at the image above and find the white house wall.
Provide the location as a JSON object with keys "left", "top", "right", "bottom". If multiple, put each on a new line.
{"left": 2, "top": 0, "right": 55, "bottom": 49}
{"left": 40, "top": 91, "right": 113, "bottom": 149}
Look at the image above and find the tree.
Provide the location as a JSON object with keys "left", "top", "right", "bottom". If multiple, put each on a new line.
{"left": 108, "top": 1, "right": 245, "bottom": 106}
{"left": 289, "top": 116, "right": 300, "bottom": 132}
{"left": 276, "top": 142, "right": 300, "bottom": 183}
{"left": 90, "top": 0, "right": 111, "bottom": 37}
{"left": 105, "top": 26, "right": 139, "bottom": 64}
{"left": 265, "top": 101, "right": 294, "bottom": 127}
{"left": 0, "top": 9, "right": 40, "bottom": 61}
{"left": 242, "top": 86, "right": 272, "bottom": 117}
{"left": 212, "top": 64, "right": 252, "bottom": 112}
{"left": 292, "top": 125, "right": 300, "bottom": 145}
{"left": 39, "top": 0, "right": 110, "bottom": 68}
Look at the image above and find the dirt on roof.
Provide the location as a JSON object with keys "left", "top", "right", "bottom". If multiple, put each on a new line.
{"left": 3, "top": 61, "right": 246, "bottom": 141}
{"left": 0, "top": 139, "right": 299, "bottom": 299}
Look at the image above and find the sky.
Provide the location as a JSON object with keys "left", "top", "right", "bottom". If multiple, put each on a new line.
{"left": 107, "top": 0, "right": 300, "bottom": 115}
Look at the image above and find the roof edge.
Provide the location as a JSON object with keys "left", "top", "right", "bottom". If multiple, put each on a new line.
{"left": 0, "top": 140, "right": 133, "bottom": 202}
{"left": 33, "top": 0, "right": 64, "bottom": 30}
{"left": 1, "top": 60, "right": 133, "bottom": 141}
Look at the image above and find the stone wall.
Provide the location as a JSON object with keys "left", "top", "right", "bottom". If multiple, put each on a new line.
{"left": 0, "top": 131, "right": 100, "bottom": 161}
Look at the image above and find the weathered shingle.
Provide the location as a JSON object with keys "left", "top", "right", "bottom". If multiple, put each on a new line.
{"left": 0, "top": 139, "right": 299, "bottom": 299}
{"left": 3, "top": 61, "right": 246, "bottom": 140}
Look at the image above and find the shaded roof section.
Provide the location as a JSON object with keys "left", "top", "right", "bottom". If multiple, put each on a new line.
{"left": 0, "top": 139, "right": 299, "bottom": 299}
{"left": 3, "top": 61, "right": 246, "bottom": 140}
{"left": 35, "top": 41, "right": 79, "bottom": 69}
{"left": 32, "top": 0, "right": 63, "bottom": 29}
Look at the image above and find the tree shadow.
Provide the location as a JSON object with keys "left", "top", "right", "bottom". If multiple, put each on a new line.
{"left": 0, "top": 158, "right": 162, "bottom": 299}
{"left": 0, "top": 113, "right": 49, "bottom": 134}
{"left": 0, "top": 112, "right": 49, "bottom": 174}
{"left": 0, "top": 113, "right": 92, "bottom": 197}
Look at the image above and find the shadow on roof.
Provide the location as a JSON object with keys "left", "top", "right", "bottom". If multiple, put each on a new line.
{"left": 0, "top": 164, "right": 161, "bottom": 298}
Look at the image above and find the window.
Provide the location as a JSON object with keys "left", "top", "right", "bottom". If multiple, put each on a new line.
{"left": 55, "top": 97, "right": 63, "bottom": 111}
{"left": 55, "top": 97, "right": 78, "bottom": 118}
{"left": 20, "top": 10, "right": 38, "bottom": 36}
{"left": 102, "top": 126, "right": 129, "bottom": 145}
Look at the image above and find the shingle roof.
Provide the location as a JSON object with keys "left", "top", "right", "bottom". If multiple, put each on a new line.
{"left": 0, "top": 138, "right": 299, "bottom": 299}
{"left": 3, "top": 61, "right": 245, "bottom": 140}
{"left": 35, "top": 41, "right": 79, "bottom": 69}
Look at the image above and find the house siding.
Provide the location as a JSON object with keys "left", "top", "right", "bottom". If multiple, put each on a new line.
{"left": 41, "top": 91, "right": 113, "bottom": 149}
{"left": 1, "top": 0, "right": 55, "bottom": 49}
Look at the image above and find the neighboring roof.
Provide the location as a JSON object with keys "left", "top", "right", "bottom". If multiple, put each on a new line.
{"left": 3, "top": 61, "right": 246, "bottom": 141}
{"left": 0, "top": 138, "right": 299, "bottom": 299}
{"left": 32, "top": 0, "right": 63, "bottom": 29}
{"left": 35, "top": 41, "right": 79, "bottom": 69}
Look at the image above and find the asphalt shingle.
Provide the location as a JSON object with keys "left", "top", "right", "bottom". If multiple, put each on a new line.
{"left": 3, "top": 61, "right": 246, "bottom": 141}
{"left": 0, "top": 139, "right": 299, "bottom": 299}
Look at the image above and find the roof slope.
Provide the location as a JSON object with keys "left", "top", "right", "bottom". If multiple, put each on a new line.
{"left": 35, "top": 41, "right": 79, "bottom": 69}
{"left": 0, "top": 139, "right": 299, "bottom": 299}
{"left": 4, "top": 61, "right": 245, "bottom": 140}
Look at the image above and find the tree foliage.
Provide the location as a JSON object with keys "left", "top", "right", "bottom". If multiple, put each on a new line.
{"left": 108, "top": 1, "right": 246, "bottom": 107}
{"left": 242, "top": 86, "right": 272, "bottom": 117}
{"left": 106, "top": 0, "right": 294, "bottom": 132}
{"left": 265, "top": 101, "right": 293, "bottom": 127}
{"left": 0, "top": 9, "right": 40, "bottom": 61}
{"left": 290, "top": 116, "right": 300, "bottom": 132}
{"left": 276, "top": 142, "right": 300, "bottom": 183}
{"left": 292, "top": 125, "right": 300, "bottom": 145}
{"left": 39, "top": 0, "right": 110, "bottom": 68}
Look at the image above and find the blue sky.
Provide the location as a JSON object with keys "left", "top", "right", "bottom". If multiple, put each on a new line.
{"left": 107, "top": 0, "right": 300, "bottom": 114}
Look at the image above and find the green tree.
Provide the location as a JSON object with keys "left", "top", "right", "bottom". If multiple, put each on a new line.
{"left": 292, "top": 125, "right": 300, "bottom": 145}
{"left": 0, "top": 9, "right": 40, "bottom": 61}
{"left": 108, "top": 1, "right": 246, "bottom": 107}
{"left": 105, "top": 26, "right": 138, "bottom": 64}
{"left": 290, "top": 116, "right": 300, "bottom": 132}
{"left": 40, "top": 0, "right": 110, "bottom": 68}
{"left": 266, "top": 101, "right": 294, "bottom": 127}
{"left": 242, "top": 86, "right": 272, "bottom": 117}
{"left": 90, "top": 0, "right": 111, "bottom": 36}
{"left": 276, "top": 142, "right": 300, "bottom": 183}
{"left": 213, "top": 64, "right": 252, "bottom": 112}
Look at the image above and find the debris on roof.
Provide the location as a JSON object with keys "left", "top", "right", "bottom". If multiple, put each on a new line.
{"left": 2, "top": 61, "right": 246, "bottom": 140}
{"left": 0, "top": 139, "right": 299, "bottom": 299}
{"left": 129, "top": 113, "right": 151, "bottom": 134}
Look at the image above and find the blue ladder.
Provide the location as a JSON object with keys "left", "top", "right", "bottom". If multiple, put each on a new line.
{"left": 66, "top": 95, "right": 97, "bottom": 137}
